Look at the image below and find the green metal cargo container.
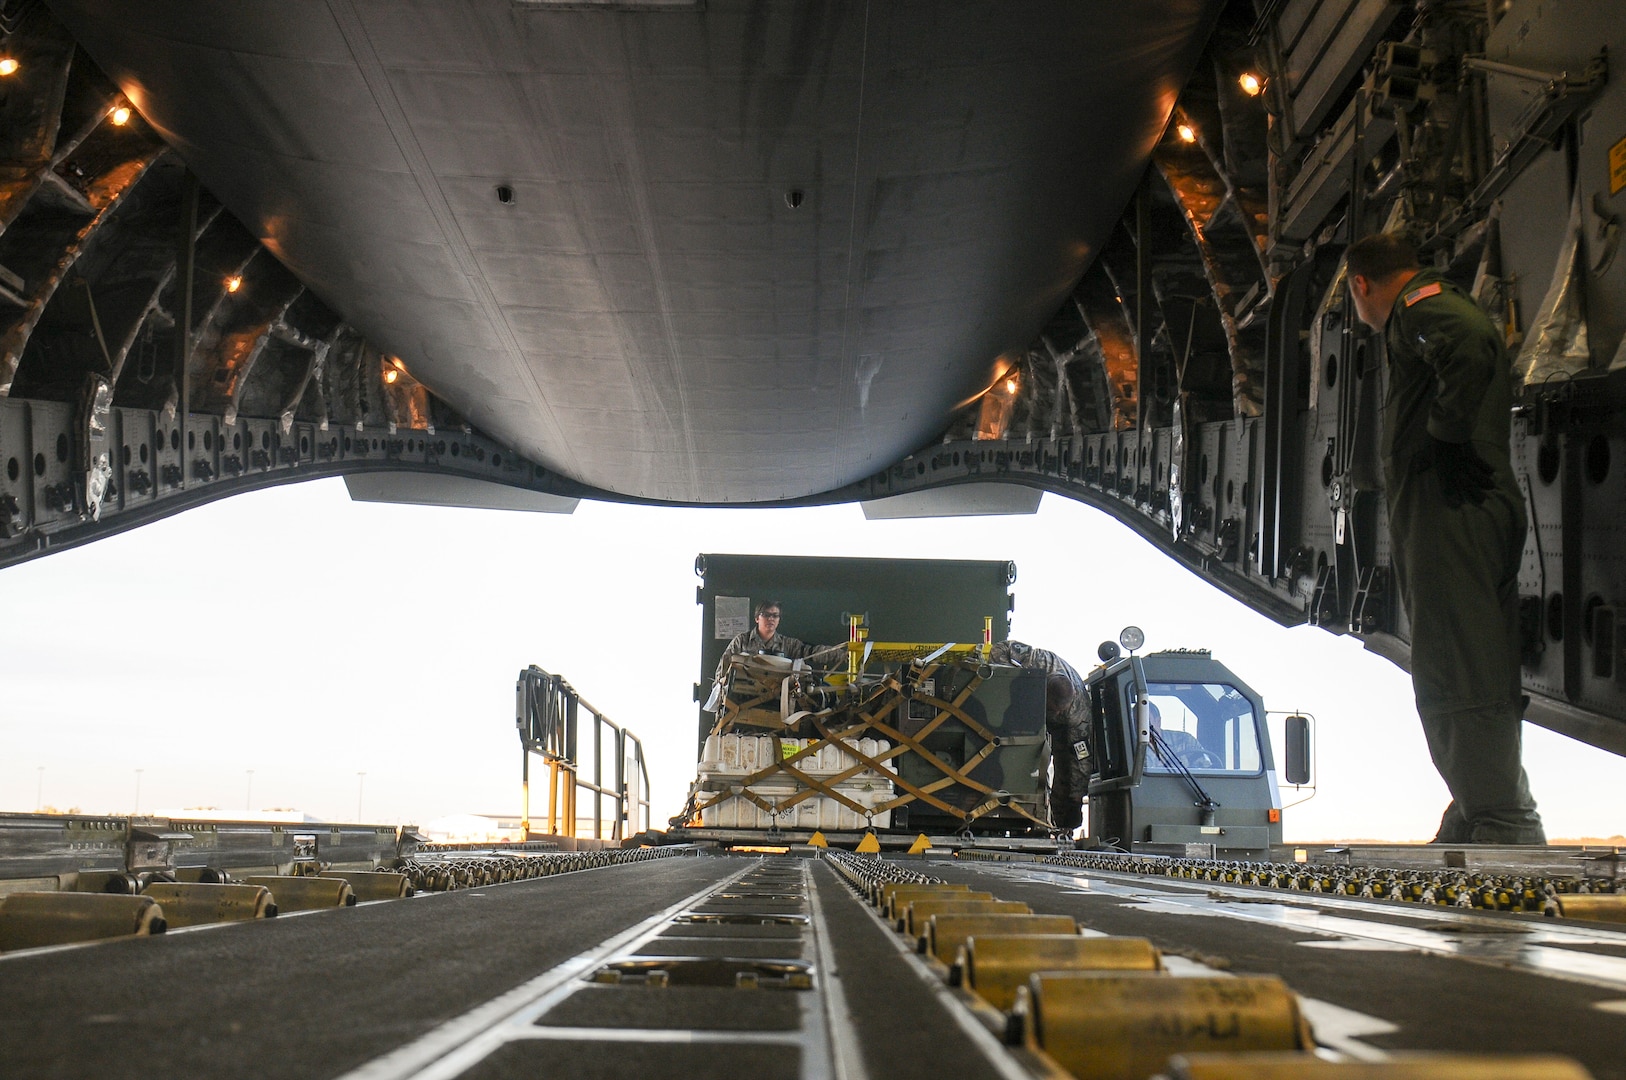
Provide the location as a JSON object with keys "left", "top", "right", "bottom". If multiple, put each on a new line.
{"left": 690, "top": 554, "right": 1049, "bottom": 837}
{"left": 693, "top": 553, "right": 1016, "bottom": 748}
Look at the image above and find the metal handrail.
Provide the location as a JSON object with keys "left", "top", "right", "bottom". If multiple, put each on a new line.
{"left": 515, "top": 665, "right": 652, "bottom": 841}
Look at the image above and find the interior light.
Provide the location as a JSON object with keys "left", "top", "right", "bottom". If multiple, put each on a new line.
{"left": 109, "top": 105, "right": 132, "bottom": 126}
{"left": 1238, "top": 72, "right": 1264, "bottom": 96}
{"left": 224, "top": 275, "right": 242, "bottom": 294}
{"left": 1003, "top": 377, "right": 1019, "bottom": 395}
{"left": 383, "top": 369, "right": 399, "bottom": 385}
{"left": 0, "top": 59, "right": 18, "bottom": 77}
{"left": 1176, "top": 123, "right": 1197, "bottom": 144}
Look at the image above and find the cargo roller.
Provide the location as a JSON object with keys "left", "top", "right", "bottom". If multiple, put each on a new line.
{"left": 139, "top": 883, "right": 275, "bottom": 926}
{"left": 0, "top": 892, "right": 166, "bottom": 950}
{"left": 244, "top": 876, "right": 356, "bottom": 912}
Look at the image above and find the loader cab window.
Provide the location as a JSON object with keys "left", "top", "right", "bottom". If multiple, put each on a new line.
{"left": 1145, "top": 682, "right": 1261, "bottom": 775}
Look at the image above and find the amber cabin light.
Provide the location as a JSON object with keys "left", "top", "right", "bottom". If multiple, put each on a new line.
{"left": 109, "top": 105, "right": 132, "bottom": 126}
{"left": 1176, "top": 123, "right": 1197, "bottom": 143}
{"left": 224, "top": 275, "right": 242, "bottom": 294}
{"left": 383, "top": 369, "right": 399, "bottom": 385}
{"left": 0, "top": 58, "right": 19, "bottom": 77}
{"left": 1238, "top": 72, "right": 1264, "bottom": 96}
{"left": 1003, "top": 377, "right": 1019, "bottom": 395}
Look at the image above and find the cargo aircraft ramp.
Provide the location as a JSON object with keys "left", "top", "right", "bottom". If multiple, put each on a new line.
{"left": 3, "top": 842, "right": 1626, "bottom": 1080}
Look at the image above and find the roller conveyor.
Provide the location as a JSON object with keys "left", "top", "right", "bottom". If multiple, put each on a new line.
{"left": 1, "top": 844, "right": 1622, "bottom": 1080}
{"left": 868, "top": 853, "right": 1626, "bottom": 1078}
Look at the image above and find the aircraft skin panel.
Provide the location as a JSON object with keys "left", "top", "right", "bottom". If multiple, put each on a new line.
{"left": 48, "top": 0, "right": 1221, "bottom": 503}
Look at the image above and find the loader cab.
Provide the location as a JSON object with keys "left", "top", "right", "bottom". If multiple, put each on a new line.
{"left": 1086, "top": 636, "right": 1284, "bottom": 855}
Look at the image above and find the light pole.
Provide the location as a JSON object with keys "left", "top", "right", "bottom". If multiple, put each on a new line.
{"left": 35, "top": 766, "right": 43, "bottom": 812}
{"left": 133, "top": 768, "right": 144, "bottom": 815}
{"left": 356, "top": 772, "right": 366, "bottom": 822}
{"left": 245, "top": 769, "right": 254, "bottom": 813}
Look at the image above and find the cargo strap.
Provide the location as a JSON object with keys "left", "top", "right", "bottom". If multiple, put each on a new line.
{"left": 696, "top": 655, "right": 1049, "bottom": 830}
{"left": 708, "top": 656, "right": 828, "bottom": 736}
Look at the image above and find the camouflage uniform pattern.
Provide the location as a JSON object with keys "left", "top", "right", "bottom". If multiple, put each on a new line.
{"left": 1381, "top": 268, "right": 1543, "bottom": 844}
{"left": 713, "top": 630, "right": 843, "bottom": 684}
{"left": 990, "top": 640, "right": 1089, "bottom": 830}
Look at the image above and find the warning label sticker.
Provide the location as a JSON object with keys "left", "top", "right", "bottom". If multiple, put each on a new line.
{"left": 1612, "top": 136, "right": 1626, "bottom": 195}
{"left": 715, "top": 595, "right": 750, "bottom": 639}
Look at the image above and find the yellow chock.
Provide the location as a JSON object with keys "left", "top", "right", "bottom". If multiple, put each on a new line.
{"left": 1017, "top": 973, "right": 1310, "bottom": 1080}
{"left": 1166, "top": 1052, "right": 1594, "bottom": 1079}
{"left": 855, "top": 832, "right": 881, "bottom": 854}
{"left": 806, "top": 831, "right": 829, "bottom": 848}
{"left": 140, "top": 882, "right": 275, "bottom": 926}
{"left": 907, "top": 833, "right": 932, "bottom": 854}
{"left": 0, "top": 892, "right": 166, "bottom": 951}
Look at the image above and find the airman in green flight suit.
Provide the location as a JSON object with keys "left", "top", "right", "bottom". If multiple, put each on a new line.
{"left": 1346, "top": 233, "right": 1545, "bottom": 845}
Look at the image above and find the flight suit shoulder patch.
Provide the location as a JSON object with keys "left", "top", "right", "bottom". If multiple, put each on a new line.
{"left": 1403, "top": 282, "right": 1443, "bottom": 307}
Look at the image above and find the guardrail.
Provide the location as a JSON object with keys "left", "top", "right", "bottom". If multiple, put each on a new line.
{"left": 516, "top": 665, "right": 652, "bottom": 841}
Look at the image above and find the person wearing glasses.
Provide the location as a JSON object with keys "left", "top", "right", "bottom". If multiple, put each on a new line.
{"left": 712, "top": 601, "right": 844, "bottom": 688}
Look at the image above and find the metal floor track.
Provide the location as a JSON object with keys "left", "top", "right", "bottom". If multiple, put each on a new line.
{"left": 3, "top": 850, "right": 1623, "bottom": 1080}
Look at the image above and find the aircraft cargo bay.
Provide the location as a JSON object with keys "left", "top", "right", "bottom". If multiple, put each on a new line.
{"left": 3, "top": 0, "right": 1626, "bottom": 1076}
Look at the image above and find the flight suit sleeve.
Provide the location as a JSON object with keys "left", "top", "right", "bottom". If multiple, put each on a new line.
{"left": 713, "top": 632, "right": 745, "bottom": 684}
{"left": 800, "top": 641, "right": 847, "bottom": 664}
{"left": 776, "top": 637, "right": 844, "bottom": 665}
{"left": 1406, "top": 297, "right": 1502, "bottom": 445}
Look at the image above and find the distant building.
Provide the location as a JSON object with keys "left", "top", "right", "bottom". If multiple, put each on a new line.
{"left": 421, "top": 814, "right": 524, "bottom": 844}
{"left": 155, "top": 807, "right": 324, "bottom": 824}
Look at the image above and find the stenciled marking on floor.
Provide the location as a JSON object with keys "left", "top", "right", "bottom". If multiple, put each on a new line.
{"left": 1295, "top": 998, "right": 1399, "bottom": 1062}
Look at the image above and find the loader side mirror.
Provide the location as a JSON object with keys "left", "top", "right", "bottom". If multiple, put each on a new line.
{"left": 1284, "top": 714, "right": 1312, "bottom": 785}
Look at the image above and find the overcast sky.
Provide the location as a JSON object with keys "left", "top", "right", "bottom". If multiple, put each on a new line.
{"left": 1, "top": 477, "right": 1621, "bottom": 843}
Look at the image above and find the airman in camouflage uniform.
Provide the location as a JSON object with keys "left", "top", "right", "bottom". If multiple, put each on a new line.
{"left": 712, "top": 600, "right": 843, "bottom": 686}
{"left": 1347, "top": 233, "right": 1544, "bottom": 845}
{"left": 990, "top": 640, "right": 1090, "bottom": 831}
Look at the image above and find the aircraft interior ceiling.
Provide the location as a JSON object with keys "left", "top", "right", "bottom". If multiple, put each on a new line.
{"left": 0, "top": 0, "right": 1624, "bottom": 757}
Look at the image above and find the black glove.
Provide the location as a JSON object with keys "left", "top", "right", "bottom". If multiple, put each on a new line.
{"left": 1417, "top": 436, "right": 1495, "bottom": 508}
